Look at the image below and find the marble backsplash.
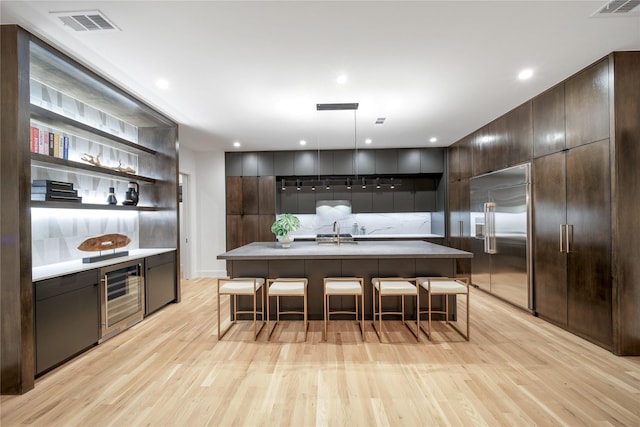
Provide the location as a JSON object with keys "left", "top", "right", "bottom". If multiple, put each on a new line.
{"left": 288, "top": 212, "right": 432, "bottom": 237}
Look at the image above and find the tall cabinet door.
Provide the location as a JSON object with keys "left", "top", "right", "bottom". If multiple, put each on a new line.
{"left": 533, "top": 152, "right": 568, "bottom": 325}
{"left": 566, "top": 140, "right": 612, "bottom": 347}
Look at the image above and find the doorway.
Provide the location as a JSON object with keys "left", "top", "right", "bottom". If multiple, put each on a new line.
{"left": 179, "top": 173, "right": 191, "bottom": 279}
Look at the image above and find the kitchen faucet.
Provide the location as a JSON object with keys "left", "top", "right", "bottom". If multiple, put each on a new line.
{"left": 333, "top": 221, "right": 341, "bottom": 245}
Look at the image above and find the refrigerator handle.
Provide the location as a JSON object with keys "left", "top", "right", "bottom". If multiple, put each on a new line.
{"left": 458, "top": 220, "right": 464, "bottom": 237}
{"left": 484, "top": 202, "right": 497, "bottom": 254}
{"left": 559, "top": 224, "right": 565, "bottom": 253}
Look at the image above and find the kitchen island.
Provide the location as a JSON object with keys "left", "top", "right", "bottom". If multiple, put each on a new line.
{"left": 218, "top": 240, "right": 472, "bottom": 320}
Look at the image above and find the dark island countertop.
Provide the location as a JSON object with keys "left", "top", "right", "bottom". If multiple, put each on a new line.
{"left": 217, "top": 240, "right": 472, "bottom": 261}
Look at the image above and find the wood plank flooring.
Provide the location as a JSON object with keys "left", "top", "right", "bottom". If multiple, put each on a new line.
{"left": 2, "top": 277, "right": 639, "bottom": 426}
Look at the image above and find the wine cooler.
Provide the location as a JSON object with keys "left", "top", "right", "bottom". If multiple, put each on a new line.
{"left": 99, "top": 259, "right": 145, "bottom": 342}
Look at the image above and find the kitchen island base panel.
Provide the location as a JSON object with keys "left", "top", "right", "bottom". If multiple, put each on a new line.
{"left": 227, "top": 258, "right": 458, "bottom": 320}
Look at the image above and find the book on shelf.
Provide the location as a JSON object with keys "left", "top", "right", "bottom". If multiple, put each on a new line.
{"left": 53, "top": 133, "right": 60, "bottom": 158}
{"left": 30, "top": 126, "right": 39, "bottom": 153}
{"left": 31, "top": 186, "right": 78, "bottom": 196}
{"left": 32, "top": 179, "right": 74, "bottom": 191}
{"left": 39, "top": 130, "right": 46, "bottom": 154}
{"left": 48, "top": 132, "right": 54, "bottom": 156}
{"left": 31, "top": 193, "right": 82, "bottom": 203}
{"left": 63, "top": 135, "right": 69, "bottom": 160}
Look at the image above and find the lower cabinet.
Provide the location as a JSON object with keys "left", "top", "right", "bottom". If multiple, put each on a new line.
{"left": 34, "top": 270, "right": 100, "bottom": 375}
{"left": 145, "top": 251, "right": 177, "bottom": 315}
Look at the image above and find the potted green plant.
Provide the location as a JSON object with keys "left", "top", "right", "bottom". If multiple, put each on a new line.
{"left": 271, "top": 214, "right": 301, "bottom": 248}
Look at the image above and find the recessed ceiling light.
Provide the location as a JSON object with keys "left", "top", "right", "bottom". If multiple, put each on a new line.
{"left": 429, "top": 137, "right": 437, "bottom": 143}
{"left": 518, "top": 69, "right": 533, "bottom": 80}
{"left": 365, "top": 138, "right": 372, "bottom": 144}
{"left": 336, "top": 75, "right": 348, "bottom": 85}
{"left": 156, "top": 79, "right": 169, "bottom": 89}
{"left": 299, "top": 140, "right": 307, "bottom": 146}
{"left": 233, "top": 141, "right": 240, "bottom": 147}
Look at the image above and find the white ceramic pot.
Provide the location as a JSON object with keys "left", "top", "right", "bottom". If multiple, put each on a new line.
{"left": 277, "top": 233, "right": 294, "bottom": 248}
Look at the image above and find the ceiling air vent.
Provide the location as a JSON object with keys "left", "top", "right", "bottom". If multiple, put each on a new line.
{"left": 593, "top": 0, "right": 640, "bottom": 15}
{"left": 52, "top": 10, "right": 120, "bottom": 32}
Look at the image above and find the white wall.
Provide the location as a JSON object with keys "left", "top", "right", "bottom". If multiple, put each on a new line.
{"left": 179, "top": 146, "right": 227, "bottom": 278}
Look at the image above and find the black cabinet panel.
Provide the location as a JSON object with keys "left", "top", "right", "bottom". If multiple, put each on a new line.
{"left": 146, "top": 252, "right": 177, "bottom": 315}
{"left": 375, "top": 149, "right": 398, "bottom": 174}
{"left": 225, "top": 152, "right": 243, "bottom": 176}
{"left": 242, "top": 152, "right": 258, "bottom": 176}
{"left": 318, "top": 151, "right": 333, "bottom": 176}
{"left": 332, "top": 150, "right": 354, "bottom": 175}
{"left": 257, "top": 152, "right": 274, "bottom": 176}
{"left": 274, "top": 152, "right": 294, "bottom": 176}
{"left": 398, "top": 149, "right": 421, "bottom": 174}
{"left": 421, "top": 148, "right": 445, "bottom": 174}
{"left": 354, "top": 150, "right": 375, "bottom": 175}
{"left": 297, "top": 191, "right": 316, "bottom": 214}
{"left": 294, "top": 151, "right": 317, "bottom": 176}
{"left": 372, "top": 191, "right": 393, "bottom": 213}
{"left": 35, "top": 270, "right": 100, "bottom": 375}
{"left": 280, "top": 191, "right": 298, "bottom": 214}
{"left": 351, "top": 189, "right": 373, "bottom": 212}
{"left": 393, "top": 179, "right": 415, "bottom": 212}
{"left": 415, "top": 178, "right": 437, "bottom": 212}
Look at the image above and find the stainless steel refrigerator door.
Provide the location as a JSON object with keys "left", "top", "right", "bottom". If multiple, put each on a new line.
{"left": 489, "top": 184, "right": 530, "bottom": 309}
{"left": 470, "top": 187, "right": 491, "bottom": 292}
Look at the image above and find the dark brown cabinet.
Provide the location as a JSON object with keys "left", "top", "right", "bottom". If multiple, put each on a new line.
{"left": 533, "top": 83, "right": 566, "bottom": 157}
{"left": 448, "top": 136, "right": 472, "bottom": 182}
{"left": 472, "top": 102, "right": 532, "bottom": 176}
{"left": 447, "top": 179, "right": 471, "bottom": 277}
{"left": 225, "top": 176, "right": 277, "bottom": 250}
{"left": 533, "top": 140, "right": 612, "bottom": 348}
{"left": 565, "top": 59, "right": 610, "bottom": 149}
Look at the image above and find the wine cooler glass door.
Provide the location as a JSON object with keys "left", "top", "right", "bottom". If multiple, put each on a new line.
{"left": 100, "top": 260, "right": 145, "bottom": 342}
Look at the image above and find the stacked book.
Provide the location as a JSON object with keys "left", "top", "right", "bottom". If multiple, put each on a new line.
{"left": 31, "top": 180, "right": 82, "bottom": 203}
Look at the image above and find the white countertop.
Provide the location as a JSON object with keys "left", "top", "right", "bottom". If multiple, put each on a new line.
{"left": 32, "top": 248, "right": 176, "bottom": 282}
{"left": 293, "top": 234, "right": 443, "bottom": 240}
{"left": 218, "top": 240, "right": 471, "bottom": 261}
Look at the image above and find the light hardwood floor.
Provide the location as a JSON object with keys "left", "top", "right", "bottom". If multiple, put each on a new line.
{"left": 2, "top": 278, "right": 639, "bottom": 426}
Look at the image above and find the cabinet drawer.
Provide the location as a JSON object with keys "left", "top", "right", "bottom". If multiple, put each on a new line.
{"left": 35, "top": 269, "right": 99, "bottom": 300}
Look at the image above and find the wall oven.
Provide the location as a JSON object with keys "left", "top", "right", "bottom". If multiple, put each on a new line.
{"left": 99, "top": 259, "right": 145, "bottom": 342}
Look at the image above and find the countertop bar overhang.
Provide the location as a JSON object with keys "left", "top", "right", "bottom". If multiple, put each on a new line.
{"left": 217, "top": 240, "right": 472, "bottom": 261}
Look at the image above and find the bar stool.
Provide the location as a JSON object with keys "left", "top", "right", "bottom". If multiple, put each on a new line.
{"left": 217, "top": 277, "right": 265, "bottom": 340}
{"left": 417, "top": 277, "right": 470, "bottom": 341}
{"left": 266, "top": 278, "right": 308, "bottom": 341}
{"left": 371, "top": 277, "right": 420, "bottom": 342}
{"left": 323, "top": 277, "right": 365, "bottom": 341}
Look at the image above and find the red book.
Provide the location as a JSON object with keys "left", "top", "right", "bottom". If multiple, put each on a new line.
{"left": 30, "top": 126, "right": 39, "bottom": 153}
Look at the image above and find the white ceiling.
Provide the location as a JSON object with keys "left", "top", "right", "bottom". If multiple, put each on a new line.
{"left": 2, "top": 1, "right": 639, "bottom": 152}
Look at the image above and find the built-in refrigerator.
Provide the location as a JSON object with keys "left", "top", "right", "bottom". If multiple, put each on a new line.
{"left": 470, "top": 163, "right": 532, "bottom": 310}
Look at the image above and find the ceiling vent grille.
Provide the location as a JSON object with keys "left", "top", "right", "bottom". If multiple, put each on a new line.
{"left": 52, "top": 10, "right": 120, "bottom": 32}
{"left": 593, "top": 0, "right": 640, "bottom": 15}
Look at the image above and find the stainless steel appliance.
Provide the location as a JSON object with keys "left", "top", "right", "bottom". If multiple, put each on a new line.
{"left": 99, "top": 259, "right": 145, "bottom": 342}
{"left": 470, "top": 163, "right": 532, "bottom": 310}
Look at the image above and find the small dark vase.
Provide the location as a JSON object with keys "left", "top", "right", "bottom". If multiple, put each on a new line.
{"left": 107, "top": 187, "right": 117, "bottom": 205}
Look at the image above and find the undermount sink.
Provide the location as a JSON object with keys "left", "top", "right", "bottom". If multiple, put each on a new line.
{"left": 315, "top": 233, "right": 357, "bottom": 244}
